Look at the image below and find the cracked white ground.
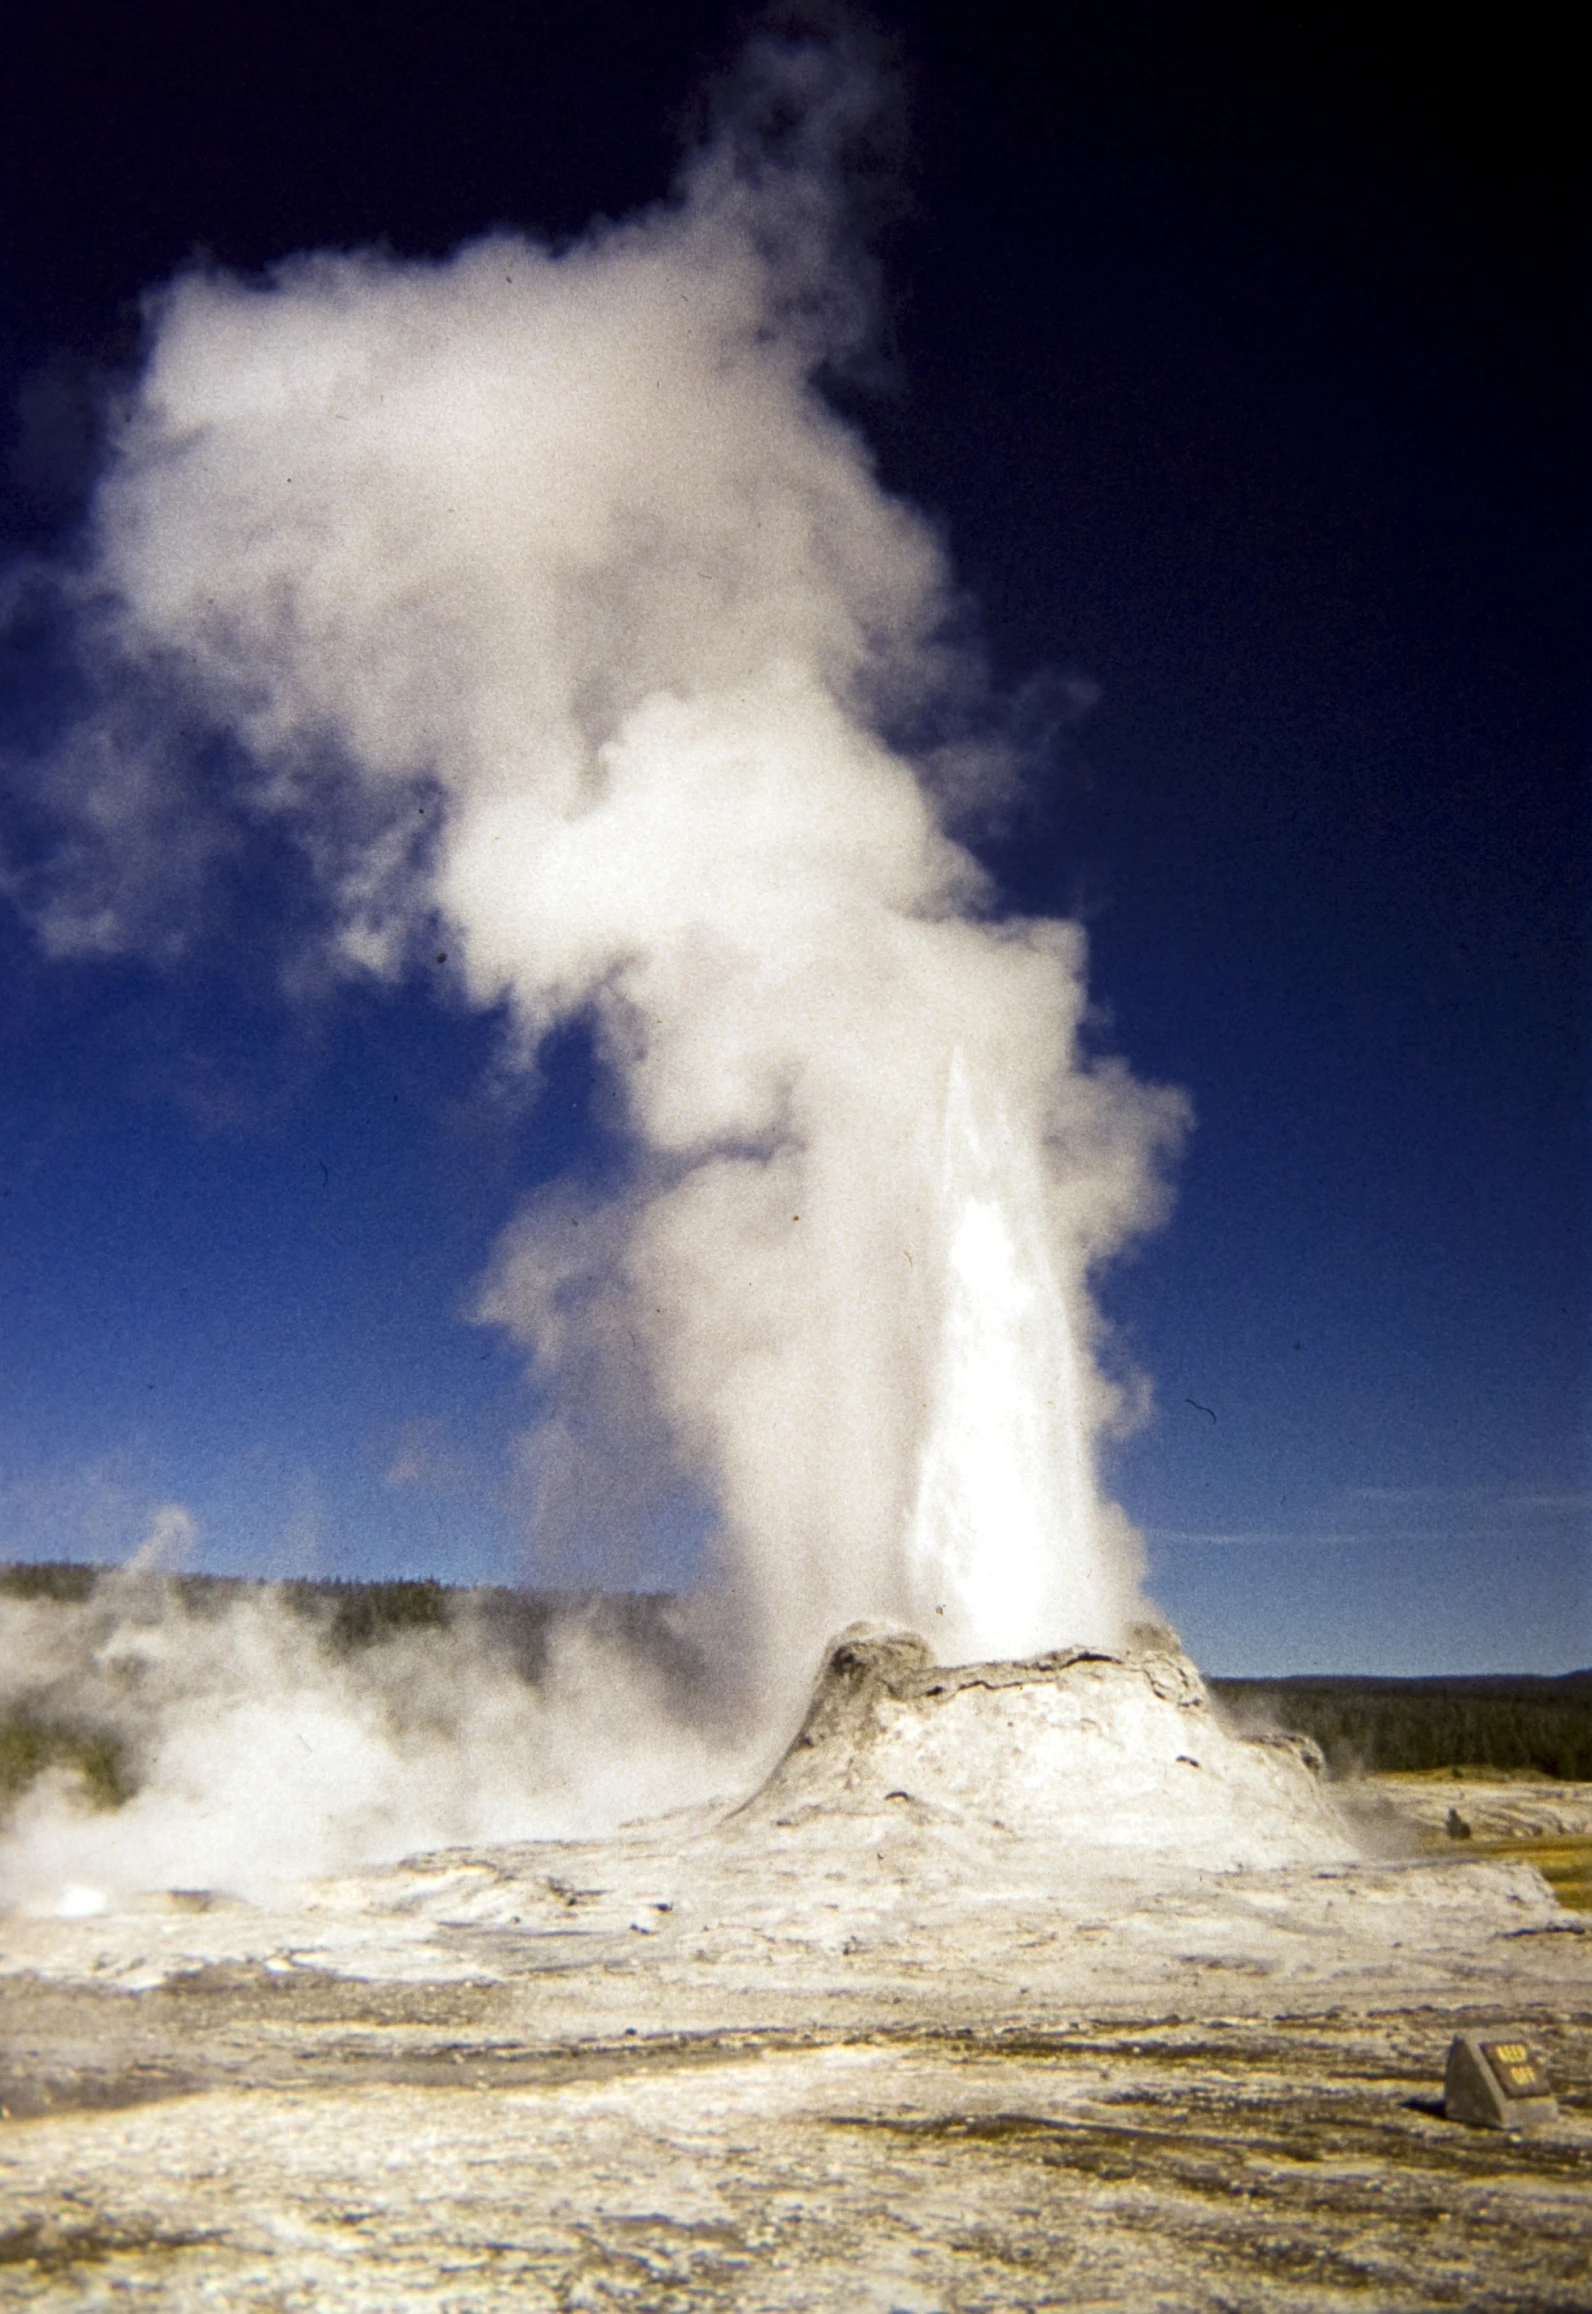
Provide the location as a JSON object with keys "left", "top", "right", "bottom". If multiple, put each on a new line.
{"left": 3, "top": 1635, "right": 1588, "bottom": 2310}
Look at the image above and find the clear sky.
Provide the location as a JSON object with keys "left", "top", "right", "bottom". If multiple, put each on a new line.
{"left": 0, "top": 3, "right": 1584, "bottom": 1673}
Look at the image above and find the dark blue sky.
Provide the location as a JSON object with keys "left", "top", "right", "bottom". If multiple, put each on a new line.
{"left": 1, "top": 3, "right": 1584, "bottom": 1671}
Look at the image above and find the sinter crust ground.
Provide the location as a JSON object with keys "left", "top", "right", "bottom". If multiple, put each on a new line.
{"left": 2, "top": 1634, "right": 1589, "bottom": 2311}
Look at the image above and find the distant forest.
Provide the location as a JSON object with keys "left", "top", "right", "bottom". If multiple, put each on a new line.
{"left": 4, "top": 1562, "right": 1590, "bottom": 1782}
{"left": 0, "top": 1560, "right": 678, "bottom": 1668}
{"left": 1210, "top": 1673, "right": 1592, "bottom": 1779}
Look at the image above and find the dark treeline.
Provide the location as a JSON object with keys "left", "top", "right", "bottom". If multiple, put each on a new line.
{"left": 0, "top": 1560, "right": 683, "bottom": 1670}
{"left": 1212, "top": 1674, "right": 1592, "bottom": 1779}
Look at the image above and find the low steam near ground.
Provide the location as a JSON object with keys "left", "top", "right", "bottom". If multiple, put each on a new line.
{"left": 0, "top": 1533, "right": 774, "bottom": 1914}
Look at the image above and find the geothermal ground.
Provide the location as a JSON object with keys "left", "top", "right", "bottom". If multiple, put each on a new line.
{"left": 2, "top": 1636, "right": 1589, "bottom": 2312}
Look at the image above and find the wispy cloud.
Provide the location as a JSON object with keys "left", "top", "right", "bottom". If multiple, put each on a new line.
{"left": 384, "top": 1419, "right": 479, "bottom": 1492}
{"left": 1349, "top": 1484, "right": 1589, "bottom": 1513}
{"left": 1150, "top": 1485, "right": 1589, "bottom": 1552}
{"left": 1149, "top": 1528, "right": 1369, "bottom": 1550}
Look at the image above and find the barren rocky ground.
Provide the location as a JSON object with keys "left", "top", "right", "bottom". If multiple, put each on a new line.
{"left": 2, "top": 1648, "right": 1589, "bottom": 2309}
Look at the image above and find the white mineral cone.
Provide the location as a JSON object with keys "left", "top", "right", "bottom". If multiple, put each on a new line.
{"left": 740, "top": 1625, "right": 1355, "bottom": 1872}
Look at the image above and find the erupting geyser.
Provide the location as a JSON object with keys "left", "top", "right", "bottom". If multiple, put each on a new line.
{"left": 15, "top": 35, "right": 1185, "bottom": 1737}
{"left": 905, "top": 1055, "right": 1147, "bottom": 1659}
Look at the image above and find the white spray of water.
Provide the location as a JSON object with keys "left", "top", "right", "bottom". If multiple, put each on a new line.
{"left": 908, "top": 1055, "right": 1120, "bottom": 1651}
{"left": 9, "top": 38, "right": 1185, "bottom": 1784}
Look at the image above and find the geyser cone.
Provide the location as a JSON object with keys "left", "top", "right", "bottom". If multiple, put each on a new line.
{"left": 746, "top": 1625, "right": 1354, "bottom": 1872}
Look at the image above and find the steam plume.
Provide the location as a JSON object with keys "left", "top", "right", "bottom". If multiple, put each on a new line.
{"left": 9, "top": 33, "right": 1184, "bottom": 1718}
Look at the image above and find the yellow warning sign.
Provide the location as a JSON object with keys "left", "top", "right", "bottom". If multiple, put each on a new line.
{"left": 1480, "top": 2042, "right": 1551, "bottom": 2098}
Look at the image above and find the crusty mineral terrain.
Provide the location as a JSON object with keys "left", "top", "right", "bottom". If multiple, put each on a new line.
{"left": 3, "top": 1634, "right": 1588, "bottom": 2310}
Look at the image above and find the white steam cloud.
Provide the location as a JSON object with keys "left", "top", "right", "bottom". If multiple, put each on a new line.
{"left": 8, "top": 37, "right": 1185, "bottom": 1734}
{"left": 0, "top": 1531, "right": 748, "bottom": 1912}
